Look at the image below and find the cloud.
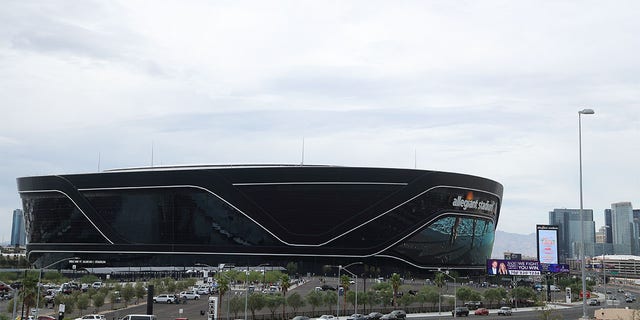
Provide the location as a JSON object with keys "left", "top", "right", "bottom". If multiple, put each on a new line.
{"left": 1, "top": 1, "right": 640, "bottom": 241}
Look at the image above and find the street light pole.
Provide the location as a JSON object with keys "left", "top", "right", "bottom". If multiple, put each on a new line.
{"left": 439, "top": 270, "right": 456, "bottom": 318}
{"left": 578, "top": 108, "right": 595, "bottom": 320}
{"left": 244, "top": 265, "right": 249, "bottom": 320}
{"left": 244, "top": 263, "right": 269, "bottom": 320}
{"left": 339, "top": 268, "right": 358, "bottom": 314}
{"left": 35, "top": 256, "right": 80, "bottom": 318}
{"left": 601, "top": 225, "right": 609, "bottom": 308}
{"left": 327, "top": 262, "right": 362, "bottom": 319}
{"left": 337, "top": 265, "right": 341, "bottom": 319}
{"left": 603, "top": 246, "right": 607, "bottom": 308}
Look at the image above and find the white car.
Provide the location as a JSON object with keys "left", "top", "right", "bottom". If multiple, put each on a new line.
{"left": 195, "top": 287, "right": 210, "bottom": 295}
{"left": 153, "top": 294, "right": 176, "bottom": 303}
{"left": 497, "top": 307, "right": 512, "bottom": 316}
{"left": 75, "top": 315, "right": 106, "bottom": 320}
{"left": 179, "top": 291, "right": 201, "bottom": 300}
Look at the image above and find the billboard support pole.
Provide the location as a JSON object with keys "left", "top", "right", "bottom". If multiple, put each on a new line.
{"left": 512, "top": 275, "right": 518, "bottom": 310}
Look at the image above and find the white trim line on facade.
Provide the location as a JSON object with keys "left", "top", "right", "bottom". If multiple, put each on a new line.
{"left": 28, "top": 249, "right": 377, "bottom": 258}
{"left": 232, "top": 182, "right": 408, "bottom": 186}
{"left": 26, "top": 249, "right": 485, "bottom": 270}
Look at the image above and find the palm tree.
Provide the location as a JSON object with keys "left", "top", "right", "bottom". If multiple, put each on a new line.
{"left": 22, "top": 271, "right": 39, "bottom": 318}
{"left": 434, "top": 273, "right": 446, "bottom": 312}
{"left": 281, "top": 274, "right": 291, "bottom": 319}
{"left": 390, "top": 273, "right": 401, "bottom": 307}
{"left": 217, "top": 274, "right": 230, "bottom": 320}
{"left": 340, "top": 274, "right": 351, "bottom": 315}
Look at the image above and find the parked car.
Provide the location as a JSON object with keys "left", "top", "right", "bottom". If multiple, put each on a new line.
{"left": 368, "top": 312, "right": 383, "bottom": 320}
{"left": 452, "top": 307, "right": 469, "bottom": 317}
{"left": 318, "top": 316, "right": 335, "bottom": 320}
{"left": 92, "top": 282, "right": 103, "bottom": 289}
{"left": 112, "top": 291, "right": 122, "bottom": 303}
{"left": 75, "top": 315, "right": 106, "bottom": 320}
{"left": 291, "top": 316, "right": 309, "bottom": 320}
{"left": 153, "top": 294, "right": 176, "bottom": 303}
{"left": 120, "top": 315, "right": 157, "bottom": 320}
{"left": 346, "top": 314, "right": 367, "bottom": 320}
{"left": 37, "top": 316, "right": 56, "bottom": 320}
{"left": 195, "top": 287, "right": 209, "bottom": 295}
{"left": 179, "top": 291, "right": 201, "bottom": 300}
{"left": 379, "top": 314, "right": 397, "bottom": 320}
{"left": 626, "top": 297, "right": 633, "bottom": 303}
{"left": 465, "top": 301, "right": 483, "bottom": 310}
{"left": 389, "top": 310, "right": 406, "bottom": 319}
{"left": 588, "top": 298, "right": 600, "bottom": 306}
{"left": 498, "top": 307, "right": 512, "bottom": 316}
{"left": 474, "top": 308, "right": 489, "bottom": 316}
{"left": 321, "top": 284, "right": 336, "bottom": 291}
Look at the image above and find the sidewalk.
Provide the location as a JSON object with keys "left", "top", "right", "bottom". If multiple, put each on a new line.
{"left": 405, "top": 303, "right": 576, "bottom": 318}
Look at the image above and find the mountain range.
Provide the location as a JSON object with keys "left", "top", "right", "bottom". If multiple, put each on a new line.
{"left": 492, "top": 230, "right": 537, "bottom": 258}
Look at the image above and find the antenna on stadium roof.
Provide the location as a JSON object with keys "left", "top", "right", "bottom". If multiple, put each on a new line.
{"left": 97, "top": 152, "right": 101, "bottom": 172}
{"left": 301, "top": 137, "right": 305, "bottom": 165}
{"left": 414, "top": 148, "right": 417, "bottom": 169}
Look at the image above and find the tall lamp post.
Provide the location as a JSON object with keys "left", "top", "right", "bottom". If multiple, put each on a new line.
{"left": 327, "top": 262, "right": 362, "bottom": 319}
{"left": 578, "top": 108, "right": 595, "bottom": 320}
{"left": 438, "top": 270, "right": 457, "bottom": 318}
{"left": 601, "top": 226, "right": 609, "bottom": 308}
{"left": 35, "top": 256, "right": 80, "bottom": 318}
{"left": 339, "top": 267, "right": 359, "bottom": 315}
{"left": 244, "top": 263, "right": 269, "bottom": 320}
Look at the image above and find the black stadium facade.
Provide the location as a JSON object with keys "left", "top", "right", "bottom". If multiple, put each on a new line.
{"left": 17, "top": 165, "right": 503, "bottom": 274}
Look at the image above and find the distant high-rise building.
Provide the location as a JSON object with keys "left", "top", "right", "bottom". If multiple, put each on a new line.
{"left": 596, "top": 226, "right": 607, "bottom": 243}
{"left": 549, "top": 208, "right": 595, "bottom": 263}
{"left": 605, "top": 209, "right": 613, "bottom": 243}
{"left": 10, "top": 209, "right": 26, "bottom": 246}
{"left": 634, "top": 209, "right": 640, "bottom": 255}
{"left": 611, "top": 202, "right": 635, "bottom": 255}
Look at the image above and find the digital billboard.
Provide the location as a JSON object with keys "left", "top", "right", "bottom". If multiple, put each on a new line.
{"left": 537, "top": 225, "right": 559, "bottom": 265}
{"left": 487, "top": 259, "right": 541, "bottom": 276}
{"left": 547, "top": 263, "right": 570, "bottom": 273}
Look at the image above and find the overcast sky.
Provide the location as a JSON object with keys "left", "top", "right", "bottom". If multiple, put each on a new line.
{"left": 1, "top": 1, "right": 639, "bottom": 242}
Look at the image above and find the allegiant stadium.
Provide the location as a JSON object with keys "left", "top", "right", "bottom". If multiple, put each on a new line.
{"left": 17, "top": 164, "right": 503, "bottom": 274}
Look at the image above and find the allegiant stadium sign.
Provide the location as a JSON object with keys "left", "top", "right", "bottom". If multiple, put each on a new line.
{"left": 452, "top": 195, "right": 496, "bottom": 213}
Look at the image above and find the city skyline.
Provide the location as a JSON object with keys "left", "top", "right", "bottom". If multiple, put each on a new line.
{"left": 1, "top": 1, "right": 639, "bottom": 240}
